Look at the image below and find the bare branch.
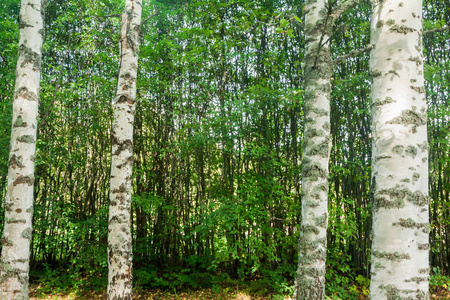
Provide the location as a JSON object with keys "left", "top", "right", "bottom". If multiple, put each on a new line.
{"left": 142, "top": 11, "right": 159, "bottom": 25}
{"left": 330, "top": 0, "right": 364, "bottom": 23}
{"left": 333, "top": 44, "right": 374, "bottom": 65}
{"left": 424, "top": 26, "right": 450, "bottom": 35}
{"left": 104, "top": 13, "right": 122, "bottom": 18}
{"left": 313, "top": 11, "right": 332, "bottom": 69}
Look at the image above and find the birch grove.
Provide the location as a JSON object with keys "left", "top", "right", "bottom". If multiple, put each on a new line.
{"left": 0, "top": 0, "right": 448, "bottom": 298}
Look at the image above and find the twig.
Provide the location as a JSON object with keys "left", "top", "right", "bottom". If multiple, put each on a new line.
{"left": 313, "top": 7, "right": 332, "bottom": 69}
{"left": 333, "top": 44, "right": 374, "bottom": 65}
{"left": 312, "top": 0, "right": 364, "bottom": 68}
{"left": 104, "top": 14, "right": 121, "bottom": 18}
{"left": 424, "top": 26, "right": 450, "bottom": 35}
{"left": 330, "top": 0, "right": 364, "bottom": 24}
{"left": 141, "top": 11, "right": 159, "bottom": 25}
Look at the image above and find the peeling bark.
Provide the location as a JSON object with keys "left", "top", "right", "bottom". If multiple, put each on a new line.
{"left": 0, "top": 1, "right": 45, "bottom": 299}
{"left": 369, "top": 0, "right": 429, "bottom": 299}
{"left": 107, "top": 0, "right": 142, "bottom": 299}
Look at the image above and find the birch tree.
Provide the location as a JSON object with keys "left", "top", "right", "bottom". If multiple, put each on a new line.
{"left": 369, "top": 0, "right": 429, "bottom": 298}
{"left": 107, "top": 0, "right": 142, "bottom": 298}
{"left": 293, "top": 0, "right": 332, "bottom": 297}
{"left": 293, "top": 1, "right": 362, "bottom": 298}
{"left": 0, "top": 1, "right": 45, "bottom": 299}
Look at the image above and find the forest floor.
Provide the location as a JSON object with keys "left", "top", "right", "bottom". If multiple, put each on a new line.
{"left": 30, "top": 287, "right": 292, "bottom": 300}
{"left": 29, "top": 285, "right": 450, "bottom": 299}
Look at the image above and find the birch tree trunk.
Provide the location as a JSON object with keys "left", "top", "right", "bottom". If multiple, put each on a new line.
{"left": 0, "top": 1, "right": 45, "bottom": 299}
{"left": 107, "top": 0, "right": 142, "bottom": 299}
{"left": 294, "top": 0, "right": 332, "bottom": 298}
{"left": 369, "top": 0, "right": 429, "bottom": 298}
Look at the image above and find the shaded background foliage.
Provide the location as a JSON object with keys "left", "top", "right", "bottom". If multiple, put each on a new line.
{"left": 0, "top": 0, "right": 449, "bottom": 297}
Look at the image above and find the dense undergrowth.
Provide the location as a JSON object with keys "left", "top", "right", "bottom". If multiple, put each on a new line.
{"left": 30, "top": 256, "right": 450, "bottom": 299}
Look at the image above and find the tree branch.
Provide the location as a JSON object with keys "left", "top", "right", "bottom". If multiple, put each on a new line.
{"left": 313, "top": 11, "right": 332, "bottom": 69}
{"left": 104, "top": 13, "right": 122, "bottom": 18}
{"left": 141, "top": 11, "right": 159, "bottom": 25}
{"left": 330, "top": 0, "right": 364, "bottom": 24}
{"left": 424, "top": 26, "right": 450, "bottom": 35}
{"left": 333, "top": 44, "right": 374, "bottom": 65}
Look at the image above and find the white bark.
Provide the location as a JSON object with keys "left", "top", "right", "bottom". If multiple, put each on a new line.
{"left": 294, "top": 0, "right": 332, "bottom": 298}
{"left": 107, "top": 0, "right": 142, "bottom": 299}
{"left": 369, "top": 0, "right": 429, "bottom": 299}
{"left": 0, "top": 1, "right": 44, "bottom": 299}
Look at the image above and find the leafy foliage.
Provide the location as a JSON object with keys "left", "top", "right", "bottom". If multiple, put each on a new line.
{"left": 430, "top": 267, "right": 450, "bottom": 295}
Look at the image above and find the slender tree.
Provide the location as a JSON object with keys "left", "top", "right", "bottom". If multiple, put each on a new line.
{"left": 107, "top": 0, "right": 142, "bottom": 298}
{"left": 294, "top": 0, "right": 361, "bottom": 298}
{"left": 294, "top": 0, "right": 332, "bottom": 297}
{"left": 0, "top": 0, "right": 45, "bottom": 299}
{"left": 369, "top": 0, "right": 429, "bottom": 298}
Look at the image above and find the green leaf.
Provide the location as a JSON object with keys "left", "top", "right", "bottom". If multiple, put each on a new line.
{"left": 287, "top": 29, "right": 294, "bottom": 38}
